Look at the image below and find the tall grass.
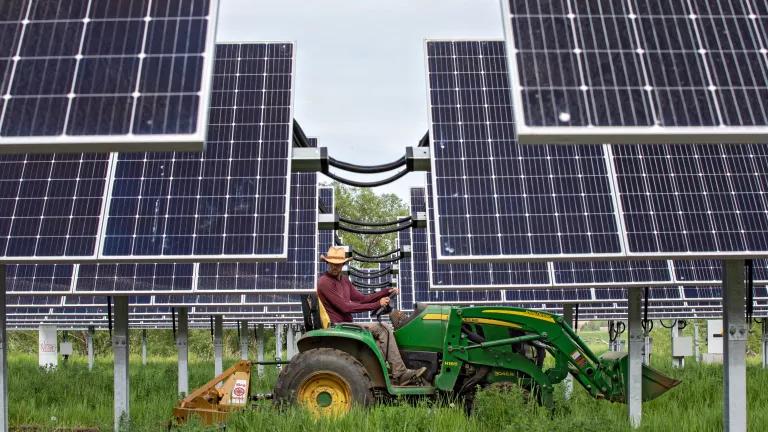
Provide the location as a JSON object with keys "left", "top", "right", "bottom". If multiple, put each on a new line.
{"left": 6, "top": 323, "right": 768, "bottom": 431}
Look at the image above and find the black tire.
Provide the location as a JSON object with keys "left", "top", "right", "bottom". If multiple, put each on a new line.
{"left": 273, "top": 348, "right": 374, "bottom": 414}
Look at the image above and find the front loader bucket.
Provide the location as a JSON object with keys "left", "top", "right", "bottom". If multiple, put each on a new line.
{"left": 600, "top": 352, "right": 681, "bottom": 402}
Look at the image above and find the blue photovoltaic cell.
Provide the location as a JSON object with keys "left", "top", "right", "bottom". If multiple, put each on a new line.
{"left": 102, "top": 43, "right": 294, "bottom": 259}
{"left": 614, "top": 144, "right": 768, "bottom": 255}
{"left": 196, "top": 165, "right": 317, "bottom": 291}
{"left": 426, "top": 40, "right": 622, "bottom": 261}
{"left": 0, "top": 0, "right": 218, "bottom": 150}
{"left": 674, "top": 259, "right": 768, "bottom": 282}
{"left": 411, "top": 187, "right": 502, "bottom": 304}
{"left": 425, "top": 175, "right": 550, "bottom": 288}
{"left": 6, "top": 264, "right": 73, "bottom": 292}
{"left": 6, "top": 294, "right": 61, "bottom": 306}
{"left": 505, "top": 0, "right": 768, "bottom": 128}
{"left": 0, "top": 153, "right": 110, "bottom": 258}
{"left": 397, "top": 229, "right": 414, "bottom": 310}
{"left": 74, "top": 263, "right": 194, "bottom": 293}
{"left": 553, "top": 261, "right": 671, "bottom": 285}
{"left": 318, "top": 186, "right": 333, "bottom": 214}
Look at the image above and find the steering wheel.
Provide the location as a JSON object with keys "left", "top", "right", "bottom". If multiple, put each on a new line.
{"left": 371, "top": 293, "right": 397, "bottom": 319}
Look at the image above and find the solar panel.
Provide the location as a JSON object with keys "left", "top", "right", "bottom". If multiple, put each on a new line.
{"left": 6, "top": 264, "right": 74, "bottom": 293}
{"left": 0, "top": 152, "right": 111, "bottom": 260}
{"left": 424, "top": 174, "right": 551, "bottom": 288}
{"left": 502, "top": 0, "right": 768, "bottom": 144}
{"left": 101, "top": 42, "right": 295, "bottom": 261}
{"left": 613, "top": 144, "right": 768, "bottom": 257}
{"left": 318, "top": 185, "right": 333, "bottom": 214}
{"left": 425, "top": 39, "right": 768, "bottom": 262}
{"left": 74, "top": 263, "right": 194, "bottom": 294}
{"left": 425, "top": 40, "right": 624, "bottom": 263}
{"left": 0, "top": 0, "right": 219, "bottom": 153}
{"left": 190, "top": 162, "right": 316, "bottom": 293}
{"left": 397, "top": 229, "right": 413, "bottom": 310}
{"left": 410, "top": 187, "right": 503, "bottom": 304}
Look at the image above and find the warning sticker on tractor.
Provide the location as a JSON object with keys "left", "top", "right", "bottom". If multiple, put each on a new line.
{"left": 231, "top": 379, "right": 248, "bottom": 405}
{"left": 571, "top": 351, "right": 587, "bottom": 368}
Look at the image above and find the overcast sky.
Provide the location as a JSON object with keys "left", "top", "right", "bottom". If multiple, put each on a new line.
{"left": 217, "top": 0, "right": 504, "bottom": 200}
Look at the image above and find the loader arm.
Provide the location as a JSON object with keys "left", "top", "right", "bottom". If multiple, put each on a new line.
{"left": 432, "top": 306, "right": 680, "bottom": 404}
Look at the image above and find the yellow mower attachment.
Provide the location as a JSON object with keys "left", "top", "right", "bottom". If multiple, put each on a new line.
{"left": 173, "top": 360, "right": 252, "bottom": 426}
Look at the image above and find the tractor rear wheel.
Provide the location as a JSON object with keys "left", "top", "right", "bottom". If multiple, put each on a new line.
{"left": 273, "top": 347, "right": 374, "bottom": 416}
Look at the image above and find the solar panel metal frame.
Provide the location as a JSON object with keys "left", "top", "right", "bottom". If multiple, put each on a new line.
{"left": 0, "top": 0, "right": 221, "bottom": 153}
{"left": 499, "top": 0, "right": 768, "bottom": 145}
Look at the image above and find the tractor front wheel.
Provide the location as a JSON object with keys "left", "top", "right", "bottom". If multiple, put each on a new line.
{"left": 273, "top": 347, "right": 374, "bottom": 416}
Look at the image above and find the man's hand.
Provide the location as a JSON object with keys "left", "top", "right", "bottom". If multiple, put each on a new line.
{"left": 379, "top": 297, "right": 391, "bottom": 307}
{"left": 389, "top": 287, "right": 400, "bottom": 296}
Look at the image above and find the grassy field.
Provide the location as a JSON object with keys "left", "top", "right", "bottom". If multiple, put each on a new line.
{"left": 6, "top": 324, "right": 768, "bottom": 431}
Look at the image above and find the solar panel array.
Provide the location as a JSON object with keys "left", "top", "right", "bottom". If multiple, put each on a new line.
{"left": 0, "top": 0, "right": 219, "bottom": 152}
{"left": 0, "top": 42, "right": 296, "bottom": 262}
{"left": 502, "top": 0, "right": 768, "bottom": 144}
{"left": 425, "top": 39, "right": 768, "bottom": 263}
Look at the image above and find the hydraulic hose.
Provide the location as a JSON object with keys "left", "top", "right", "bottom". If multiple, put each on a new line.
{"left": 328, "top": 155, "right": 407, "bottom": 174}
{"left": 338, "top": 221, "right": 413, "bottom": 235}
{"left": 322, "top": 167, "right": 410, "bottom": 187}
{"left": 353, "top": 254, "right": 402, "bottom": 264}
{"left": 353, "top": 248, "right": 402, "bottom": 259}
{"left": 340, "top": 216, "right": 411, "bottom": 227}
{"left": 349, "top": 267, "right": 392, "bottom": 278}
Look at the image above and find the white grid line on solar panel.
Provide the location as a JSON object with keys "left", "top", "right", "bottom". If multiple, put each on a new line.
{"left": 98, "top": 42, "right": 295, "bottom": 261}
{"left": 501, "top": 0, "right": 768, "bottom": 144}
{"left": 0, "top": 0, "right": 219, "bottom": 152}
{"left": 613, "top": 143, "right": 768, "bottom": 257}
{"left": 425, "top": 39, "right": 625, "bottom": 263}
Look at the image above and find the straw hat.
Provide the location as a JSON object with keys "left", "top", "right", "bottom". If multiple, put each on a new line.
{"left": 321, "top": 246, "right": 352, "bottom": 265}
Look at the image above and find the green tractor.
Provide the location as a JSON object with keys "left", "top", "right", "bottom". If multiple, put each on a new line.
{"left": 173, "top": 300, "right": 680, "bottom": 424}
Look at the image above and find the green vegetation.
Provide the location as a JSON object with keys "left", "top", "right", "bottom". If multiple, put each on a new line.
{"left": 330, "top": 182, "right": 408, "bottom": 260}
{"left": 6, "top": 322, "right": 768, "bottom": 431}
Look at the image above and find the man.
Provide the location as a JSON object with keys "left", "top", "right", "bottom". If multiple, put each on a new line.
{"left": 317, "top": 246, "right": 426, "bottom": 385}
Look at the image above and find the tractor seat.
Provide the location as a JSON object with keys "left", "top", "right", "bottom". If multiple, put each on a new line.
{"left": 300, "top": 293, "right": 331, "bottom": 331}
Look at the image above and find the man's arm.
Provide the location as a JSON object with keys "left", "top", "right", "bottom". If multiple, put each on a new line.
{"left": 319, "top": 277, "right": 381, "bottom": 313}
{"left": 348, "top": 281, "right": 392, "bottom": 303}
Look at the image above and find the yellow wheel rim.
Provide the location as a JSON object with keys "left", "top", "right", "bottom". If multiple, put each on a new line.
{"left": 297, "top": 371, "right": 352, "bottom": 417}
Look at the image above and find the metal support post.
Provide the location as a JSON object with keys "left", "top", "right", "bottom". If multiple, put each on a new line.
{"left": 723, "top": 260, "right": 747, "bottom": 432}
{"left": 141, "top": 329, "right": 147, "bottom": 366}
{"left": 762, "top": 319, "right": 768, "bottom": 369}
{"left": 0, "top": 265, "right": 8, "bottom": 432}
{"left": 214, "top": 316, "right": 224, "bottom": 377}
{"left": 276, "top": 324, "right": 284, "bottom": 362}
{"left": 112, "top": 297, "right": 130, "bottom": 431}
{"left": 176, "top": 308, "right": 189, "bottom": 396}
{"left": 87, "top": 326, "right": 95, "bottom": 371}
{"left": 286, "top": 326, "right": 295, "bottom": 359}
{"left": 627, "top": 289, "right": 643, "bottom": 429}
{"left": 256, "top": 324, "right": 265, "bottom": 377}
{"left": 562, "top": 304, "right": 574, "bottom": 400}
{"left": 693, "top": 321, "right": 700, "bottom": 363}
{"left": 240, "top": 321, "right": 249, "bottom": 360}
{"left": 671, "top": 320, "right": 684, "bottom": 368}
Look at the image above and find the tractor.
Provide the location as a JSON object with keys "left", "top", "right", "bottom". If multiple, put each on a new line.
{"left": 172, "top": 296, "right": 680, "bottom": 425}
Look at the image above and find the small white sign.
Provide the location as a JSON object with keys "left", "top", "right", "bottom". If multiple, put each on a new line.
{"left": 60, "top": 342, "right": 73, "bottom": 356}
{"left": 231, "top": 379, "right": 248, "bottom": 405}
{"left": 39, "top": 325, "right": 58, "bottom": 368}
